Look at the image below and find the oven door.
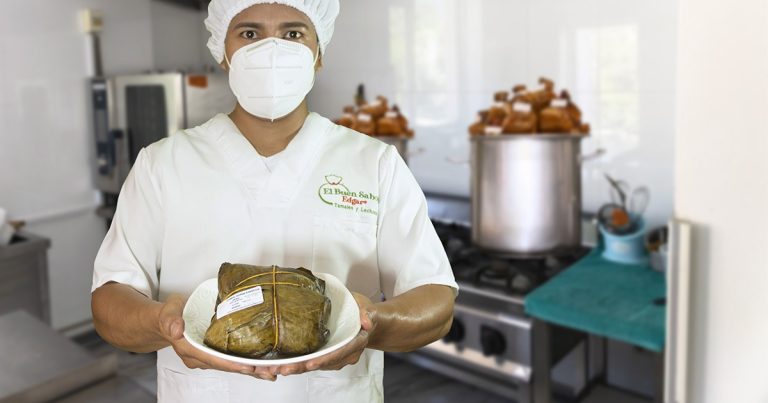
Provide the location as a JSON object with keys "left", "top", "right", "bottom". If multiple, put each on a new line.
{"left": 113, "top": 73, "right": 184, "bottom": 165}
{"left": 419, "top": 304, "right": 534, "bottom": 381}
{"left": 392, "top": 283, "right": 588, "bottom": 402}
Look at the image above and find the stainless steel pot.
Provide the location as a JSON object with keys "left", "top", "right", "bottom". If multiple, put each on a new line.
{"left": 379, "top": 137, "right": 410, "bottom": 164}
{"left": 471, "top": 134, "right": 591, "bottom": 255}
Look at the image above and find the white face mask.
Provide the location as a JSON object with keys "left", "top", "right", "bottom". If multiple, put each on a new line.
{"left": 226, "top": 38, "right": 318, "bottom": 121}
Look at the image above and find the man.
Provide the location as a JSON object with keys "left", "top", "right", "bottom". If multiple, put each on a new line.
{"left": 90, "top": 0, "right": 458, "bottom": 402}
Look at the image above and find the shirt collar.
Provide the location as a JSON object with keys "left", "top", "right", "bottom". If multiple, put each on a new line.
{"left": 209, "top": 112, "right": 331, "bottom": 203}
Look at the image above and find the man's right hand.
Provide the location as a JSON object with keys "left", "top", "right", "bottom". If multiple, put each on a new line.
{"left": 157, "top": 294, "right": 280, "bottom": 381}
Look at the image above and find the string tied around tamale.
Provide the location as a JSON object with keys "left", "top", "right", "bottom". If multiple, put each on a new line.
{"left": 271, "top": 265, "right": 279, "bottom": 352}
{"left": 222, "top": 270, "right": 302, "bottom": 300}
{"left": 219, "top": 266, "right": 307, "bottom": 354}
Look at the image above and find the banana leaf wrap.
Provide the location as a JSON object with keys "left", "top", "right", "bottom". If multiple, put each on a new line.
{"left": 203, "top": 263, "right": 331, "bottom": 359}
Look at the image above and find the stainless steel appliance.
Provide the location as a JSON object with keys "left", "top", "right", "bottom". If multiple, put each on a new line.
{"left": 470, "top": 135, "right": 585, "bottom": 255}
{"left": 379, "top": 137, "right": 409, "bottom": 163}
{"left": 0, "top": 311, "right": 117, "bottom": 403}
{"left": 0, "top": 233, "right": 51, "bottom": 324}
{"left": 90, "top": 72, "right": 234, "bottom": 197}
{"left": 393, "top": 195, "right": 593, "bottom": 402}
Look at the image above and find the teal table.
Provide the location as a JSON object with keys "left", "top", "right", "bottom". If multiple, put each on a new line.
{"left": 525, "top": 248, "right": 666, "bottom": 351}
{"left": 525, "top": 248, "right": 666, "bottom": 403}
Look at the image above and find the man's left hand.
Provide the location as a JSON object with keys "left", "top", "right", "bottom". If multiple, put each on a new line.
{"left": 277, "top": 292, "right": 376, "bottom": 376}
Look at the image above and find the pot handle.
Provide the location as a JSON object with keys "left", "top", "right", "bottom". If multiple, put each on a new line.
{"left": 407, "top": 147, "right": 426, "bottom": 158}
{"left": 579, "top": 148, "right": 606, "bottom": 163}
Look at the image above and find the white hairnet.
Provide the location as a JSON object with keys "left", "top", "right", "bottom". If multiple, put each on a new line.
{"left": 205, "top": 0, "right": 340, "bottom": 64}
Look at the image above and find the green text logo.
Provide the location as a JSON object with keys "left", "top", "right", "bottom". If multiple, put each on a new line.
{"left": 318, "top": 175, "right": 379, "bottom": 216}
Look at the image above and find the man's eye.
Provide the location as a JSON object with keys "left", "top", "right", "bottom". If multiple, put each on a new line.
{"left": 285, "top": 31, "right": 303, "bottom": 40}
{"left": 241, "top": 31, "right": 257, "bottom": 40}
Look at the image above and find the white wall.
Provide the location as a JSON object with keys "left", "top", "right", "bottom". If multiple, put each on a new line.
{"left": 309, "top": 0, "right": 677, "bottom": 228}
{"left": 151, "top": 1, "right": 216, "bottom": 73}
{"left": 675, "top": 0, "right": 768, "bottom": 402}
{"left": 0, "top": 0, "right": 156, "bottom": 330}
{"left": 0, "top": 0, "right": 208, "bottom": 331}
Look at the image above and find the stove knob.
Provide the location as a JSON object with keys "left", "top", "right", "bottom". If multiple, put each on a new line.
{"left": 442, "top": 319, "right": 465, "bottom": 343}
{"left": 480, "top": 326, "right": 506, "bottom": 357}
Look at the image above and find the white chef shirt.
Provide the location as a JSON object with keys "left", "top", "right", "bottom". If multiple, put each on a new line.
{"left": 92, "top": 112, "right": 458, "bottom": 403}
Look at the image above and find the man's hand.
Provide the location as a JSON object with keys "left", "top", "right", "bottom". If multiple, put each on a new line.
{"left": 277, "top": 292, "right": 376, "bottom": 376}
{"left": 94, "top": 282, "right": 451, "bottom": 381}
{"left": 158, "top": 294, "right": 280, "bottom": 381}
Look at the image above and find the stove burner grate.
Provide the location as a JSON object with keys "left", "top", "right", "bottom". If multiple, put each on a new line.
{"left": 432, "top": 219, "right": 591, "bottom": 297}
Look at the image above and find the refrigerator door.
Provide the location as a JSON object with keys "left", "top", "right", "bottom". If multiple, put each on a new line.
{"left": 665, "top": 219, "right": 693, "bottom": 403}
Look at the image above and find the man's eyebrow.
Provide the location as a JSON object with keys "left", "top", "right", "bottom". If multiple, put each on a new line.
{"left": 232, "top": 22, "right": 265, "bottom": 30}
{"left": 279, "top": 21, "right": 311, "bottom": 30}
{"left": 231, "top": 21, "right": 310, "bottom": 30}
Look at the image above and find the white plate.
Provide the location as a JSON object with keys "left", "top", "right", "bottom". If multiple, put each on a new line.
{"left": 183, "top": 272, "right": 361, "bottom": 366}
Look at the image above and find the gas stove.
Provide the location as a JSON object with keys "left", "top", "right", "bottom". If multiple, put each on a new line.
{"left": 435, "top": 219, "right": 589, "bottom": 298}
{"left": 393, "top": 218, "right": 592, "bottom": 403}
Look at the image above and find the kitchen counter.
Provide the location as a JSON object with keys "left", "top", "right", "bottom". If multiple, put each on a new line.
{"left": 524, "top": 248, "right": 666, "bottom": 352}
{"left": 0, "top": 311, "right": 117, "bottom": 402}
{"left": 524, "top": 249, "right": 666, "bottom": 402}
{"left": 0, "top": 232, "right": 51, "bottom": 323}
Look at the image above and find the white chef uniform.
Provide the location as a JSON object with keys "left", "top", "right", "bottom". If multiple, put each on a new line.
{"left": 92, "top": 112, "right": 458, "bottom": 403}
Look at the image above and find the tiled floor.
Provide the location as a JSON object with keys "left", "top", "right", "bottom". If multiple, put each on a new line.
{"left": 382, "top": 356, "right": 650, "bottom": 403}
{"left": 383, "top": 355, "right": 511, "bottom": 403}
{"left": 59, "top": 333, "right": 649, "bottom": 403}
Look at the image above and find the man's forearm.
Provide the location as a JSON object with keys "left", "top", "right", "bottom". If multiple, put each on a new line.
{"left": 91, "top": 282, "right": 169, "bottom": 353}
{"left": 368, "top": 285, "right": 455, "bottom": 352}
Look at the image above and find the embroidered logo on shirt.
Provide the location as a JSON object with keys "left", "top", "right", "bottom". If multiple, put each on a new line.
{"left": 318, "top": 175, "right": 379, "bottom": 216}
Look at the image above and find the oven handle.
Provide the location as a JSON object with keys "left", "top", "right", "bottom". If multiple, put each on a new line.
{"left": 454, "top": 305, "right": 532, "bottom": 330}
{"left": 421, "top": 341, "right": 533, "bottom": 383}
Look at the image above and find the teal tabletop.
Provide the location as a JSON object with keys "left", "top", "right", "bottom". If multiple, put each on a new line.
{"left": 525, "top": 249, "right": 666, "bottom": 352}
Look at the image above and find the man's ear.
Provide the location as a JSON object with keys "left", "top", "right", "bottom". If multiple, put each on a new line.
{"left": 315, "top": 53, "right": 323, "bottom": 72}
{"left": 220, "top": 60, "right": 229, "bottom": 72}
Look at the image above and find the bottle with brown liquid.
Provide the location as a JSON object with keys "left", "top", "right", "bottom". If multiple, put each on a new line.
{"left": 362, "top": 96, "right": 389, "bottom": 120}
{"left": 539, "top": 95, "right": 574, "bottom": 133}
{"left": 530, "top": 77, "right": 556, "bottom": 112}
{"left": 510, "top": 85, "right": 535, "bottom": 105}
{"left": 392, "top": 105, "right": 410, "bottom": 135}
{"left": 560, "top": 90, "right": 583, "bottom": 127}
{"left": 377, "top": 109, "right": 403, "bottom": 136}
{"left": 468, "top": 110, "right": 489, "bottom": 136}
{"left": 486, "top": 91, "right": 510, "bottom": 127}
{"left": 502, "top": 101, "right": 537, "bottom": 134}
{"left": 352, "top": 112, "right": 376, "bottom": 135}
{"left": 576, "top": 123, "right": 591, "bottom": 135}
{"left": 335, "top": 105, "right": 356, "bottom": 128}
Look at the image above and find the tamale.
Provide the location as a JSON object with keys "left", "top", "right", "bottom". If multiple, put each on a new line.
{"left": 203, "top": 263, "right": 331, "bottom": 359}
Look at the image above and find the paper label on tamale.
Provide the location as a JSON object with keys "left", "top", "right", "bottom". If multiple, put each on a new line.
{"left": 551, "top": 99, "right": 568, "bottom": 108}
{"left": 513, "top": 102, "right": 532, "bottom": 113}
{"left": 216, "top": 287, "right": 264, "bottom": 319}
{"left": 484, "top": 126, "right": 503, "bottom": 136}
